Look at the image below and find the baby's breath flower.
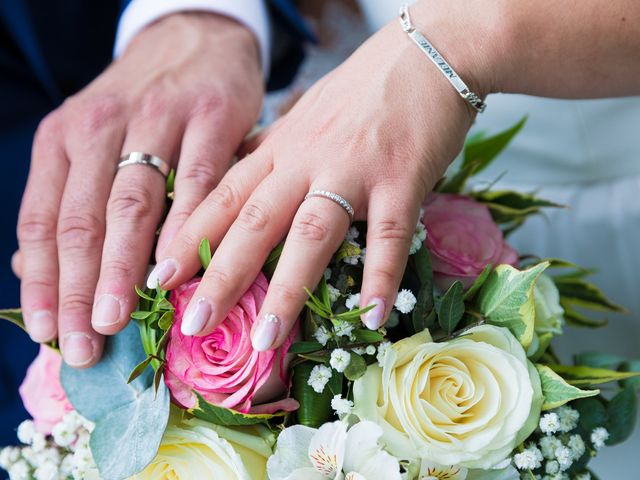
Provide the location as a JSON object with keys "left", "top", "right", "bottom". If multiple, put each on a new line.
{"left": 352, "top": 347, "right": 366, "bottom": 355}
{"left": 345, "top": 293, "right": 361, "bottom": 310}
{"left": 345, "top": 226, "right": 359, "bottom": 242}
{"left": 16, "top": 420, "right": 36, "bottom": 445}
{"left": 590, "top": 427, "right": 609, "bottom": 450}
{"left": 376, "top": 341, "right": 392, "bottom": 367}
{"left": 539, "top": 412, "right": 561, "bottom": 435}
{"left": 545, "top": 460, "right": 560, "bottom": 475}
{"left": 307, "top": 365, "right": 332, "bottom": 394}
{"left": 554, "top": 405, "right": 579, "bottom": 432}
{"left": 314, "top": 326, "right": 331, "bottom": 346}
{"left": 0, "top": 446, "right": 20, "bottom": 470}
{"left": 331, "top": 395, "right": 354, "bottom": 416}
{"left": 365, "top": 345, "right": 377, "bottom": 356}
{"left": 8, "top": 459, "right": 30, "bottom": 480}
{"left": 31, "top": 433, "right": 47, "bottom": 453}
{"left": 334, "top": 320, "right": 354, "bottom": 338}
{"left": 330, "top": 349, "right": 351, "bottom": 373}
{"left": 567, "top": 434, "right": 586, "bottom": 460}
{"left": 327, "top": 284, "right": 341, "bottom": 304}
{"left": 409, "top": 221, "right": 427, "bottom": 255}
{"left": 554, "top": 445, "right": 573, "bottom": 471}
{"left": 514, "top": 444, "right": 543, "bottom": 470}
{"left": 360, "top": 247, "right": 367, "bottom": 264}
{"left": 539, "top": 436, "right": 563, "bottom": 460}
{"left": 34, "top": 460, "right": 59, "bottom": 480}
{"left": 394, "top": 289, "right": 417, "bottom": 314}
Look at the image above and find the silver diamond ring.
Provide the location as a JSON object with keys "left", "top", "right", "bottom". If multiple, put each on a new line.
{"left": 304, "top": 190, "right": 354, "bottom": 221}
{"left": 118, "top": 152, "right": 170, "bottom": 178}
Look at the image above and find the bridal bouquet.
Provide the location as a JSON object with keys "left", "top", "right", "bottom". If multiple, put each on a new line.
{"left": 2, "top": 120, "right": 639, "bottom": 480}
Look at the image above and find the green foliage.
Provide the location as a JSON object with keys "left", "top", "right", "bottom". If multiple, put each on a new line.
{"left": 335, "top": 241, "right": 361, "bottom": 262}
{"left": 292, "top": 362, "right": 340, "bottom": 428}
{"left": 619, "top": 360, "right": 640, "bottom": 391}
{"left": 188, "top": 393, "right": 287, "bottom": 426}
{"left": 437, "top": 281, "right": 465, "bottom": 335}
{"left": 535, "top": 364, "right": 599, "bottom": 410}
{"left": 412, "top": 246, "right": 435, "bottom": 332}
{"left": 471, "top": 190, "right": 563, "bottom": 225}
{"left": 477, "top": 262, "right": 549, "bottom": 348}
{"left": 555, "top": 276, "right": 626, "bottom": 313}
{"left": 606, "top": 387, "right": 638, "bottom": 445}
{"left": 462, "top": 116, "right": 527, "bottom": 174}
{"left": 463, "top": 264, "right": 493, "bottom": 301}
{"left": 344, "top": 353, "right": 367, "bottom": 381}
{"left": 548, "top": 364, "right": 640, "bottom": 387}
{"left": 573, "top": 397, "right": 608, "bottom": 432}
{"left": 263, "top": 243, "right": 284, "bottom": 279}
{"left": 198, "top": 238, "right": 212, "bottom": 270}
{"left": 0, "top": 308, "right": 25, "bottom": 331}
{"left": 61, "top": 322, "right": 170, "bottom": 480}
{"left": 573, "top": 352, "right": 626, "bottom": 369}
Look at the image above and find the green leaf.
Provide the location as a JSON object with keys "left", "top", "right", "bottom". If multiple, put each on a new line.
{"left": 198, "top": 238, "right": 212, "bottom": 270}
{"left": 130, "top": 311, "right": 154, "bottom": 320}
{"left": 573, "top": 397, "right": 608, "bottom": 432}
{"left": 305, "top": 300, "right": 331, "bottom": 319}
{"left": 463, "top": 264, "right": 493, "bottom": 301}
{"left": 528, "top": 332, "right": 553, "bottom": 362}
{"left": 153, "top": 365, "right": 164, "bottom": 395}
{"left": 317, "top": 277, "right": 332, "bottom": 311}
{"left": 438, "top": 160, "right": 481, "bottom": 194}
{"left": 334, "top": 305, "right": 374, "bottom": 322}
{"left": 61, "top": 322, "right": 170, "bottom": 480}
{"left": 288, "top": 341, "right": 324, "bottom": 355}
{"left": 548, "top": 364, "right": 640, "bottom": 387}
{"left": 166, "top": 169, "right": 176, "bottom": 194}
{"left": 412, "top": 247, "right": 435, "bottom": 332}
{"left": 335, "top": 241, "right": 361, "bottom": 262}
{"left": 127, "top": 356, "right": 153, "bottom": 384}
{"left": 606, "top": 387, "right": 638, "bottom": 445}
{"left": 263, "top": 243, "right": 284, "bottom": 279}
{"left": 157, "top": 311, "right": 174, "bottom": 331}
{"left": 561, "top": 301, "right": 608, "bottom": 328}
{"left": 535, "top": 364, "right": 599, "bottom": 410}
{"left": 352, "top": 329, "right": 385, "bottom": 344}
{"left": 438, "top": 281, "right": 465, "bottom": 335}
{"left": 344, "top": 353, "right": 367, "bottom": 381}
{"left": 463, "top": 116, "right": 527, "bottom": 174}
{"left": 292, "top": 362, "right": 334, "bottom": 428}
{"left": 573, "top": 352, "right": 625, "bottom": 370}
{"left": 0, "top": 308, "right": 26, "bottom": 332}
{"left": 555, "top": 277, "right": 626, "bottom": 313}
{"left": 188, "top": 393, "right": 287, "bottom": 426}
{"left": 472, "top": 190, "right": 563, "bottom": 224}
{"left": 304, "top": 288, "right": 332, "bottom": 317}
{"left": 135, "top": 285, "right": 156, "bottom": 302}
{"left": 619, "top": 360, "right": 640, "bottom": 391}
{"left": 414, "top": 246, "right": 433, "bottom": 285}
{"left": 477, "top": 262, "right": 549, "bottom": 348}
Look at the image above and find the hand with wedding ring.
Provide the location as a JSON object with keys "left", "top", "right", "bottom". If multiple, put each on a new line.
{"left": 14, "top": 12, "right": 264, "bottom": 367}
{"left": 150, "top": 2, "right": 495, "bottom": 351}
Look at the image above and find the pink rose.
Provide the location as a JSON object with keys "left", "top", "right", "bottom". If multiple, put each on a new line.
{"left": 19, "top": 345, "right": 73, "bottom": 434}
{"left": 165, "top": 273, "right": 298, "bottom": 414}
{"left": 423, "top": 193, "right": 518, "bottom": 289}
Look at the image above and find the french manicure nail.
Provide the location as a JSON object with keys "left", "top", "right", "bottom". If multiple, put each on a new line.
{"left": 146, "top": 258, "right": 178, "bottom": 289}
{"left": 62, "top": 333, "right": 95, "bottom": 367}
{"left": 92, "top": 294, "right": 122, "bottom": 327}
{"left": 252, "top": 313, "right": 281, "bottom": 352}
{"left": 363, "top": 297, "right": 386, "bottom": 330}
{"left": 29, "top": 310, "right": 56, "bottom": 343}
{"left": 181, "top": 298, "right": 212, "bottom": 336}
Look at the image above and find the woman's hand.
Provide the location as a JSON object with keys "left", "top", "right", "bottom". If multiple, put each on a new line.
{"left": 16, "top": 12, "right": 264, "bottom": 367}
{"left": 150, "top": 1, "right": 501, "bottom": 350}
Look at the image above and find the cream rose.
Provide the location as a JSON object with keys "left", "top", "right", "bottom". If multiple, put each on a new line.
{"left": 353, "top": 325, "right": 542, "bottom": 469}
{"left": 130, "top": 415, "right": 274, "bottom": 480}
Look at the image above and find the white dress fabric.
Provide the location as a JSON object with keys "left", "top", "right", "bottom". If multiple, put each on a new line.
{"left": 264, "top": 1, "right": 640, "bottom": 475}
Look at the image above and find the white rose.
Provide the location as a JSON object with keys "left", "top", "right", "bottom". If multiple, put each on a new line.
{"left": 129, "top": 415, "right": 274, "bottom": 480}
{"left": 534, "top": 274, "right": 564, "bottom": 335}
{"left": 353, "top": 325, "right": 542, "bottom": 469}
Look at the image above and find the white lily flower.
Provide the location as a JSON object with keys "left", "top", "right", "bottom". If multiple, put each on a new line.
{"left": 419, "top": 461, "right": 468, "bottom": 480}
{"left": 267, "top": 421, "right": 401, "bottom": 480}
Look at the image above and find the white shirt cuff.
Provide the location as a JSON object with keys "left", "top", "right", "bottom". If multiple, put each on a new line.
{"left": 114, "top": 0, "right": 270, "bottom": 77}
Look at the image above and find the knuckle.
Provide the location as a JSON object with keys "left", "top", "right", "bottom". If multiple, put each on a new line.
{"left": 369, "top": 219, "right": 413, "bottom": 243}
{"left": 57, "top": 213, "right": 103, "bottom": 250}
{"left": 18, "top": 212, "right": 57, "bottom": 245}
{"left": 204, "top": 269, "right": 231, "bottom": 287}
{"left": 179, "top": 160, "right": 219, "bottom": 191}
{"left": 268, "top": 282, "right": 303, "bottom": 303}
{"left": 101, "top": 258, "right": 134, "bottom": 280}
{"left": 108, "top": 185, "right": 155, "bottom": 220}
{"left": 293, "top": 212, "right": 330, "bottom": 242}
{"left": 237, "top": 202, "right": 270, "bottom": 233}
{"left": 207, "top": 183, "right": 239, "bottom": 210}
{"left": 190, "top": 92, "right": 227, "bottom": 118}
{"left": 59, "top": 292, "right": 93, "bottom": 315}
{"left": 22, "top": 278, "right": 56, "bottom": 292}
{"left": 34, "top": 112, "right": 62, "bottom": 145}
{"left": 74, "top": 95, "right": 122, "bottom": 134}
{"left": 139, "top": 89, "right": 171, "bottom": 119}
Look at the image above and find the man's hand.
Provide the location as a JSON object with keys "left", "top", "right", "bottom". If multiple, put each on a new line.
{"left": 16, "top": 12, "right": 264, "bottom": 367}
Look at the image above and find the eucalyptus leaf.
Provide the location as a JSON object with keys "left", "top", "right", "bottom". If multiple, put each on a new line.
{"left": 477, "top": 262, "right": 549, "bottom": 348}
{"left": 61, "top": 322, "right": 170, "bottom": 480}
{"left": 198, "top": 238, "right": 212, "bottom": 270}
{"left": 619, "top": 360, "right": 640, "bottom": 391}
{"left": 344, "top": 353, "right": 367, "bottom": 381}
{"left": 573, "top": 397, "right": 608, "bottom": 432}
{"left": 438, "top": 281, "right": 465, "bottom": 335}
{"left": 606, "top": 387, "right": 638, "bottom": 445}
{"left": 535, "top": 364, "right": 599, "bottom": 410}
{"left": 189, "top": 393, "right": 286, "bottom": 426}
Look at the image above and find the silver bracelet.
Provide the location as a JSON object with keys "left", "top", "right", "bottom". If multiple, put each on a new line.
{"left": 399, "top": 4, "right": 486, "bottom": 113}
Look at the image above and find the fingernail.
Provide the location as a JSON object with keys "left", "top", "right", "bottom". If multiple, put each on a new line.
{"left": 92, "top": 294, "right": 122, "bottom": 327}
{"left": 362, "top": 297, "right": 386, "bottom": 330}
{"left": 181, "top": 298, "right": 212, "bottom": 336}
{"left": 62, "top": 333, "right": 95, "bottom": 367}
{"left": 147, "top": 259, "right": 178, "bottom": 289}
{"left": 251, "top": 313, "right": 280, "bottom": 352}
{"left": 28, "top": 310, "right": 56, "bottom": 343}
